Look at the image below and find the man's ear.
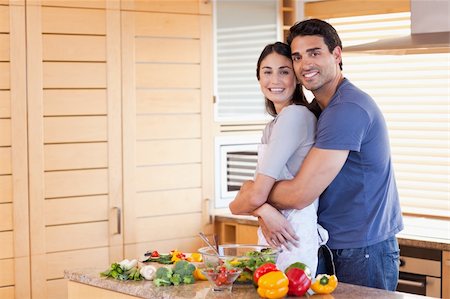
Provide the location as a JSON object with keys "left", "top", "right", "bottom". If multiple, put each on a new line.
{"left": 332, "top": 46, "right": 342, "bottom": 65}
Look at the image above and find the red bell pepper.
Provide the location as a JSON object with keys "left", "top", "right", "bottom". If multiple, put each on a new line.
{"left": 253, "top": 263, "right": 278, "bottom": 285}
{"left": 285, "top": 267, "right": 311, "bottom": 297}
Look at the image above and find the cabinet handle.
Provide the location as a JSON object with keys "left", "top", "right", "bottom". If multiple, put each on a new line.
{"left": 112, "top": 207, "right": 121, "bottom": 235}
{"left": 397, "top": 279, "right": 425, "bottom": 288}
{"left": 203, "top": 198, "right": 212, "bottom": 225}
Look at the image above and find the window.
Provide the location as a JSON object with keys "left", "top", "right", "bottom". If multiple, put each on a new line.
{"left": 214, "top": 1, "right": 278, "bottom": 122}
{"left": 329, "top": 13, "right": 450, "bottom": 218}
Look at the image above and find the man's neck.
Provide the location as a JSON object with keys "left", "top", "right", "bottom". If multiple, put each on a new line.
{"left": 314, "top": 74, "right": 344, "bottom": 110}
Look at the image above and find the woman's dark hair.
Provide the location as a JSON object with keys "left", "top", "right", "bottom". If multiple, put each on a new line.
{"left": 256, "top": 42, "right": 321, "bottom": 118}
{"left": 287, "top": 18, "right": 343, "bottom": 70}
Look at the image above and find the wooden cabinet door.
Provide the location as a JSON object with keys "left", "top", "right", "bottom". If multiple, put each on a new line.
{"left": 121, "top": 0, "right": 214, "bottom": 258}
{"left": 25, "top": 1, "right": 122, "bottom": 298}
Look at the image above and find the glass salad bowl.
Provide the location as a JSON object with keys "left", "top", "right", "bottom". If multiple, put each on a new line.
{"left": 198, "top": 244, "right": 281, "bottom": 284}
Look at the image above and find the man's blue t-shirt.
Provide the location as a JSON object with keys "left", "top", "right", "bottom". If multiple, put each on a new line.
{"left": 315, "top": 78, "right": 404, "bottom": 249}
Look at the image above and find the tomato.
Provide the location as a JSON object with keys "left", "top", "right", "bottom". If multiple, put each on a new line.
{"left": 150, "top": 250, "right": 159, "bottom": 258}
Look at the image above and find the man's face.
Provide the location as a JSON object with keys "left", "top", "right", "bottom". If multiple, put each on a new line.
{"left": 290, "top": 35, "right": 341, "bottom": 93}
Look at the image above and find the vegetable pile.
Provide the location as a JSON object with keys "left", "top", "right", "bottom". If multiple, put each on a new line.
{"left": 153, "top": 260, "right": 196, "bottom": 286}
{"left": 254, "top": 261, "right": 338, "bottom": 298}
{"left": 100, "top": 259, "right": 156, "bottom": 281}
{"left": 142, "top": 249, "right": 202, "bottom": 264}
{"left": 223, "top": 248, "right": 277, "bottom": 283}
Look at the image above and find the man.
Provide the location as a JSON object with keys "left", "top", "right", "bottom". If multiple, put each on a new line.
{"left": 237, "top": 19, "right": 404, "bottom": 291}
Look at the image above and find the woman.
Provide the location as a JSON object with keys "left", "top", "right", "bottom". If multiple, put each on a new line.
{"left": 229, "top": 42, "right": 327, "bottom": 276}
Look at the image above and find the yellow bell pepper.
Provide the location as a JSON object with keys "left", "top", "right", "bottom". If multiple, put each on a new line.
{"left": 257, "top": 270, "right": 289, "bottom": 299}
{"left": 189, "top": 253, "right": 203, "bottom": 262}
{"left": 310, "top": 274, "right": 338, "bottom": 294}
{"left": 193, "top": 268, "right": 207, "bottom": 281}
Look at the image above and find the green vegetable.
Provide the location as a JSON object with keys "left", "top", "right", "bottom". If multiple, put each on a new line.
{"left": 153, "top": 260, "right": 196, "bottom": 287}
{"left": 100, "top": 261, "right": 143, "bottom": 281}
{"left": 154, "top": 267, "right": 173, "bottom": 286}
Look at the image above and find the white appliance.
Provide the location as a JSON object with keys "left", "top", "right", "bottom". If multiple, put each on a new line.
{"left": 214, "top": 134, "right": 261, "bottom": 208}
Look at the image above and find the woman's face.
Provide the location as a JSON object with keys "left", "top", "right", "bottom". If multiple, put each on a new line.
{"left": 258, "top": 52, "right": 296, "bottom": 112}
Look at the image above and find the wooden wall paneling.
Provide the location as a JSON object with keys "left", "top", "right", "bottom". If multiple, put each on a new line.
{"left": 0, "top": 287, "right": 14, "bottom": 299}
{"left": 0, "top": 91, "right": 11, "bottom": 117}
{"left": 136, "top": 114, "right": 201, "bottom": 139}
{"left": 0, "top": 202, "right": 12, "bottom": 231}
{"left": 47, "top": 280, "right": 67, "bottom": 299}
{"left": 10, "top": 1, "right": 30, "bottom": 298}
{"left": 44, "top": 169, "right": 108, "bottom": 198}
{"left": 46, "top": 247, "right": 109, "bottom": 280}
{"left": 121, "top": 0, "right": 199, "bottom": 14}
{"left": 0, "top": 62, "right": 10, "bottom": 89}
{"left": 136, "top": 189, "right": 202, "bottom": 218}
{"left": 43, "top": 62, "right": 106, "bottom": 88}
{"left": 0, "top": 231, "right": 13, "bottom": 259}
{"left": 0, "top": 147, "right": 11, "bottom": 174}
{"left": 0, "top": 119, "right": 11, "bottom": 146}
{"left": 44, "top": 143, "right": 108, "bottom": 171}
{"left": 135, "top": 164, "right": 201, "bottom": 192}
{"left": 135, "top": 38, "right": 200, "bottom": 63}
{"left": 135, "top": 64, "right": 200, "bottom": 89}
{"left": 0, "top": 5, "right": 9, "bottom": 32}
{"left": 0, "top": 33, "right": 9, "bottom": 60}
{"left": 134, "top": 11, "right": 199, "bottom": 38}
{"left": 45, "top": 195, "right": 108, "bottom": 226}
{"left": 121, "top": 10, "right": 138, "bottom": 247}
{"left": 41, "top": 0, "right": 106, "bottom": 9}
{"left": 134, "top": 213, "right": 203, "bottom": 243}
{"left": 46, "top": 222, "right": 109, "bottom": 253}
{"left": 44, "top": 89, "right": 107, "bottom": 116}
{"left": 44, "top": 116, "right": 107, "bottom": 143}
{"left": 304, "top": 0, "right": 410, "bottom": 18}
{"left": 0, "top": 175, "right": 12, "bottom": 203}
{"left": 0, "top": 259, "right": 14, "bottom": 287}
{"left": 41, "top": 6, "right": 105, "bottom": 34}
{"left": 106, "top": 0, "right": 124, "bottom": 263}
{"left": 136, "top": 89, "right": 201, "bottom": 114}
{"left": 136, "top": 139, "right": 201, "bottom": 165}
{"left": 42, "top": 35, "right": 106, "bottom": 62}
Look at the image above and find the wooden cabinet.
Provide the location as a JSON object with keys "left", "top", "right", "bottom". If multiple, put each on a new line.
{"left": 215, "top": 220, "right": 259, "bottom": 245}
{"left": 279, "top": 0, "right": 297, "bottom": 41}
{"left": 1, "top": 1, "right": 213, "bottom": 298}
{"left": 443, "top": 251, "right": 450, "bottom": 299}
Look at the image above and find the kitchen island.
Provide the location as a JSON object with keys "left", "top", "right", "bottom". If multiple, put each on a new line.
{"left": 65, "top": 268, "right": 432, "bottom": 299}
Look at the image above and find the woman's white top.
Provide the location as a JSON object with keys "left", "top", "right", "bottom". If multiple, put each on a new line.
{"left": 256, "top": 105, "right": 328, "bottom": 277}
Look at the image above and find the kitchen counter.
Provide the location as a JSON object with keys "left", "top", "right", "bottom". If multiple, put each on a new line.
{"left": 214, "top": 214, "right": 450, "bottom": 251}
{"left": 65, "top": 268, "right": 432, "bottom": 299}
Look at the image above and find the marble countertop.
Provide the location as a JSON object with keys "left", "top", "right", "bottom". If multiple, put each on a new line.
{"left": 214, "top": 213, "right": 450, "bottom": 251}
{"left": 65, "top": 268, "right": 432, "bottom": 299}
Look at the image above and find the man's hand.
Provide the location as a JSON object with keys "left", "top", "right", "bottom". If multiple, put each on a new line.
{"left": 254, "top": 204, "right": 299, "bottom": 250}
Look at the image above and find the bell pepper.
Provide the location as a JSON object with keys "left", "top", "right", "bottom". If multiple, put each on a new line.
{"left": 311, "top": 274, "right": 338, "bottom": 294}
{"left": 253, "top": 262, "right": 278, "bottom": 284}
{"left": 284, "top": 262, "right": 312, "bottom": 279}
{"left": 257, "top": 270, "right": 289, "bottom": 299}
{"left": 285, "top": 267, "right": 311, "bottom": 297}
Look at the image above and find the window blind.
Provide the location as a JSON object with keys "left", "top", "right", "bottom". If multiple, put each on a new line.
{"left": 328, "top": 12, "right": 450, "bottom": 218}
{"left": 215, "top": 1, "right": 278, "bottom": 121}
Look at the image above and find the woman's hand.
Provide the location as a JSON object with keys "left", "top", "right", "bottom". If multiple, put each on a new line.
{"left": 254, "top": 203, "right": 299, "bottom": 250}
